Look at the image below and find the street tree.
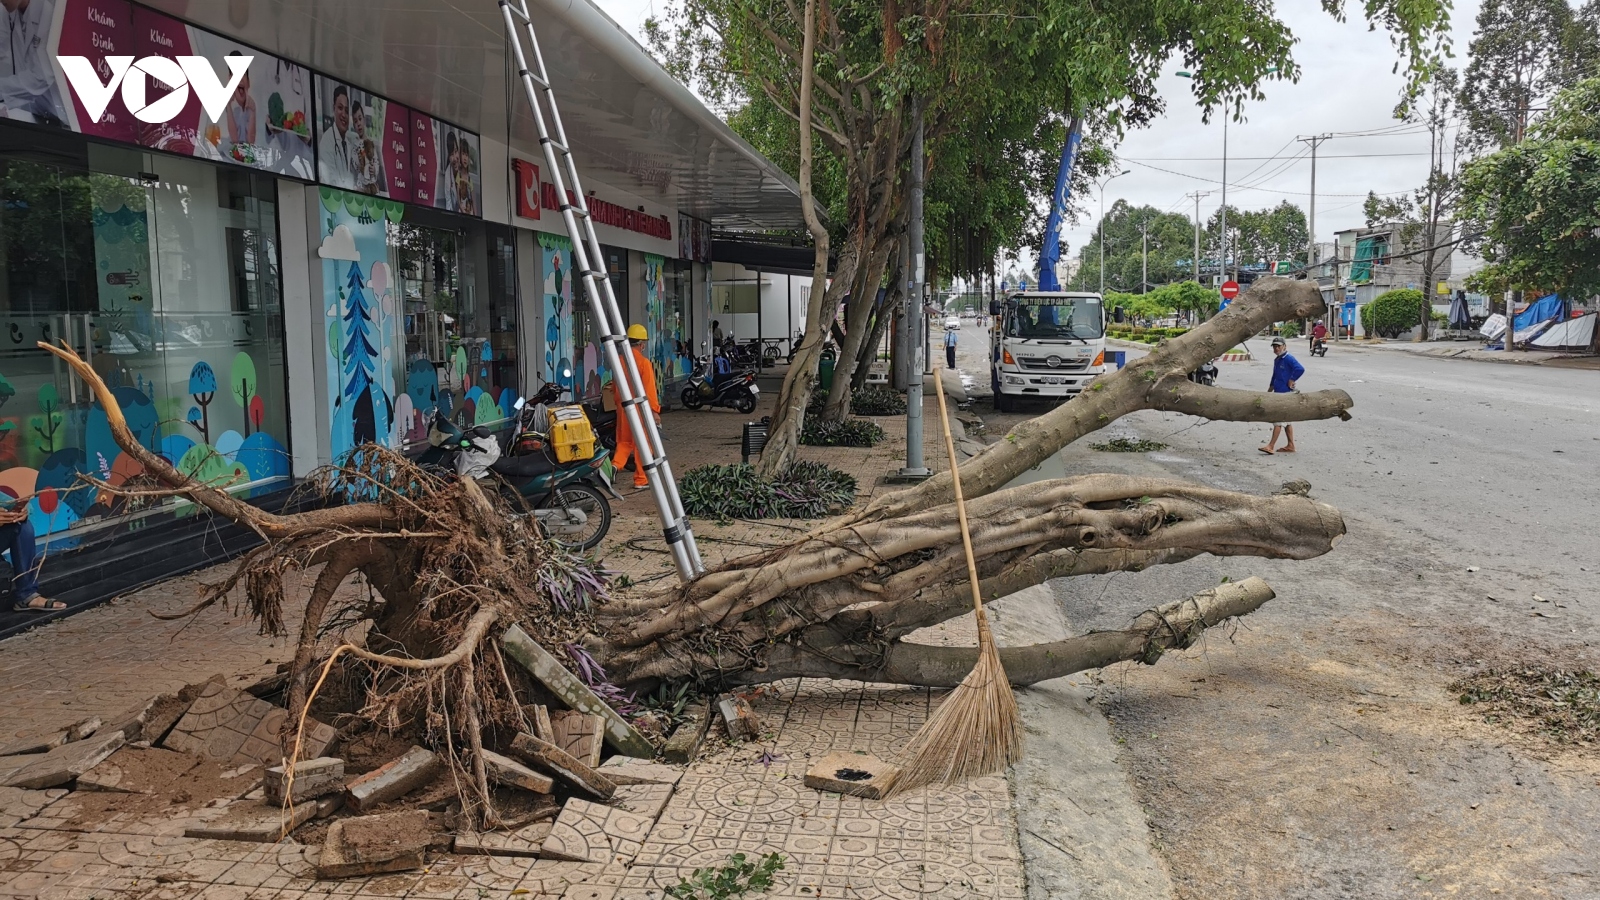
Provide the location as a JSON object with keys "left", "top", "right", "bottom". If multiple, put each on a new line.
{"left": 1205, "top": 203, "right": 1310, "bottom": 273}
{"left": 648, "top": 0, "right": 1449, "bottom": 471}
{"left": 1458, "top": 76, "right": 1600, "bottom": 301}
{"left": 1457, "top": 0, "right": 1598, "bottom": 151}
{"left": 55, "top": 277, "right": 1357, "bottom": 824}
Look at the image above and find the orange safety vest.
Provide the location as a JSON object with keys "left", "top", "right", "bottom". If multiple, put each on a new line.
{"left": 613, "top": 347, "right": 659, "bottom": 443}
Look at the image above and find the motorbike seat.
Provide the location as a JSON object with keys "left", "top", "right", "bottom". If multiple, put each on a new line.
{"left": 492, "top": 454, "right": 556, "bottom": 479}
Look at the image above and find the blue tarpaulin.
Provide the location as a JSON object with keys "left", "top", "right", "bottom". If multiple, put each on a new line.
{"left": 1514, "top": 293, "right": 1565, "bottom": 331}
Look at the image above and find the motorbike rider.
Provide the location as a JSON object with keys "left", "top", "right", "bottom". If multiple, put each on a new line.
{"left": 610, "top": 323, "right": 660, "bottom": 490}
{"left": 1310, "top": 319, "right": 1328, "bottom": 352}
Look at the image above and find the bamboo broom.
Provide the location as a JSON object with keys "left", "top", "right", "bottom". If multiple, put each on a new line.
{"left": 885, "top": 365, "right": 1024, "bottom": 797}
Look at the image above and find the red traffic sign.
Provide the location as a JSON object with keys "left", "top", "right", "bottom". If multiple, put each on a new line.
{"left": 1220, "top": 280, "right": 1241, "bottom": 300}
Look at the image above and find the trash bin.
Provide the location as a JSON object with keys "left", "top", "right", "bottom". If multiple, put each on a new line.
{"left": 1109, "top": 350, "right": 1126, "bottom": 369}
{"left": 819, "top": 349, "right": 836, "bottom": 387}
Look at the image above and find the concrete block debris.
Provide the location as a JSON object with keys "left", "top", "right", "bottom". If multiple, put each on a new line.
{"left": 508, "top": 733, "right": 616, "bottom": 801}
{"left": 316, "top": 810, "right": 431, "bottom": 878}
{"left": 264, "top": 757, "right": 346, "bottom": 805}
{"left": 344, "top": 746, "right": 444, "bottom": 812}
{"left": 803, "top": 751, "right": 900, "bottom": 799}
{"left": 716, "top": 694, "right": 761, "bottom": 741}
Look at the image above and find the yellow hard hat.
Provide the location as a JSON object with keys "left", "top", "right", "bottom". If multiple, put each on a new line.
{"left": 627, "top": 323, "right": 649, "bottom": 341}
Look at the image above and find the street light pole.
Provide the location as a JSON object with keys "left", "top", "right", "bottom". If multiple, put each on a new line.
{"left": 1221, "top": 115, "right": 1228, "bottom": 284}
{"left": 1097, "top": 170, "right": 1129, "bottom": 296}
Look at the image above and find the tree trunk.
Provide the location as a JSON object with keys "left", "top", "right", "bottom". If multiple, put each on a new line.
{"left": 821, "top": 236, "right": 892, "bottom": 420}
{"left": 850, "top": 284, "right": 899, "bottom": 390}
{"left": 756, "top": 0, "right": 833, "bottom": 478}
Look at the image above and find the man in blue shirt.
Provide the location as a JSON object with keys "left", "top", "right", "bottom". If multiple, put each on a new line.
{"left": 943, "top": 328, "right": 958, "bottom": 370}
{"left": 1260, "top": 336, "right": 1306, "bottom": 455}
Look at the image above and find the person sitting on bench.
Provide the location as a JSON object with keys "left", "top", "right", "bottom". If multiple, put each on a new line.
{"left": 1, "top": 501, "right": 60, "bottom": 612}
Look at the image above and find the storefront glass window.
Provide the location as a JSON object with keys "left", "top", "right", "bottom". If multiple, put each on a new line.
{"left": 571, "top": 244, "right": 627, "bottom": 401}
{"left": 0, "top": 140, "right": 290, "bottom": 541}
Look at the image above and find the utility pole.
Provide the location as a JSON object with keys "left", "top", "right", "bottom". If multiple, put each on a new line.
{"left": 1140, "top": 219, "right": 1150, "bottom": 293}
{"left": 1297, "top": 134, "right": 1331, "bottom": 273}
{"left": 897, "top": 108, "right": 930, "bottom": 479}
{"left": 1186, "top": 191, "right": 1210, "bottom": 283}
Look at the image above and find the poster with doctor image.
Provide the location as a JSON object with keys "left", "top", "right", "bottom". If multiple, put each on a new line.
{"left": 421, "top": 120, "right": 481, "bottom": 216}
{"left": 130, "top": 7, "right": 315, "bottom": 179}
{"left": 315, "top": 75, "right": 403, "bottom": 196}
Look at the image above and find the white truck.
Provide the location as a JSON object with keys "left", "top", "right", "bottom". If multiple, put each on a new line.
{"left": 988, "top": 290, "right": 1107, "bottom": 412}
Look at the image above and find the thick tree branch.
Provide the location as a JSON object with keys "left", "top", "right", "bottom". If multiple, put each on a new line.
{"left": 1150, "top": 377, "right": 1354, "bottom": 423}
{"left": 852, "top": 277, "right": 1340, "bottom": 523}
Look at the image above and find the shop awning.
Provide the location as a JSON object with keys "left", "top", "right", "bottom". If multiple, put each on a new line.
{"left": 142, "top": 0, "right": 806, "bottom": 231}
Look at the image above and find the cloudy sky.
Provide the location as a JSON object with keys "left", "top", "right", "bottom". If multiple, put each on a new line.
{"left": 597, "top": 0, "right": 1486, "bottom": 268}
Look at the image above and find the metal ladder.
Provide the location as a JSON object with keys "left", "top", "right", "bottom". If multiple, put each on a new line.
{"left": 499, "top": 0, "right": 705, "bottom": 581}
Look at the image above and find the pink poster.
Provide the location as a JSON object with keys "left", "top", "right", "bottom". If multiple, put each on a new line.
{"left": 411, "top": 110, "right": 437, "bottom": 207}
{"left": 385, "top": 103, "right": 413, "bottom": 202}
{"left": 131, "top": 6, "right": 199, "bottom": 157}
{"left": 51, "top": 0, "right": 135, "bottom": 142}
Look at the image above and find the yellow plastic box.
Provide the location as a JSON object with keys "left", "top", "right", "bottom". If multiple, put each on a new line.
{"left": 547, "top": 405, "right": 597, "bottom": 462}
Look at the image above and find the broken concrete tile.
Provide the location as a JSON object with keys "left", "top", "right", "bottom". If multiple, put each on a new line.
{"left": 316, "top": 810, "right": 430, "bottom": 878}
{"left": 0, "top": 714, "right": 97, "bottom": 758}
{"left": 509, "top": 734, "right": 616, "bottom": 801}
{"left": 163, "top": 682, "right": 334, "bottom": 767}
{"left": 344, "top": 746, "right": 444, "bottom": 813}
{"left": 716, "top": 694, "right": 760, "bottom": 741}
{"left": 76, "top": 747, "right": 200, "bottom": 794}
{"left": 2, "top": 732, "right": 124, "bottom": 790}
{"left": 315, "top": 793, "right": 345, "bottom": 819}
{"left": 540, "top": 798, "right": 653, "bottom": 865}
{"left": 0, "top": 786, "right": 68, "bottom": 828}
{"left": 611, "top": 782, "right": 673, "bottom": 820}
{"left": 183, "top": 798, "right": 317, "bottom": 841}
{"left": 453, "top": 820, "right": 553, "bottom": 857}
{"left": 501, "top": 626, "right": 655, "bottom": 758}
{"left": 525, "top": 703, "right": 555, "bottom": 741}
{"left": 661, "top": 705, "right": 709, "bottom": 765}
{"left": 264, "top": 757, "right": 345, "bottom": 805}
{"left": 482, "top": 748, "right": 554, "bottom": 794}
{"left": 115, "top": 691, "right": 197, "bottom": 746}
{"left": 596, "top": 757, "right": 681, "bottom": 787}
{"left": 550, "top": 711, "right": 605, "bottom": 768}
{"left": 803, "top": 751, "right": 899, "bottom": 800}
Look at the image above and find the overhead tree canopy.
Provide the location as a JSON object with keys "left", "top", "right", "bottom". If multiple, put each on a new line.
{"left": 1459, "top": 76, "right": 1600, "bottom": 300}
{"left": 1457, "top": 0, "right": 1600, "bottom": 151}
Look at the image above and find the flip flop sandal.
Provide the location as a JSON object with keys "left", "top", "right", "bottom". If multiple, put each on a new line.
{"left": 1258, "top": 447, "right": 1275, "bottom": 455}
{"left": 13, "top": 597, "right": 66, "bottom": 613}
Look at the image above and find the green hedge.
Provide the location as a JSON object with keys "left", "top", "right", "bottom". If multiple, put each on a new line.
{"left": 679, "top": 461, "right": 857, "bottom": 520}
{"left": 1361, "top": 288, "right": 1427, "bottom": 338}
{"left": 801, "top": 418, "right": 886, "bottom": 447}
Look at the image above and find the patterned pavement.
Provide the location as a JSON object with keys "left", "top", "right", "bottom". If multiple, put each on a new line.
{"left": 0, "top": 383, "right": 1028, "bottom": 900}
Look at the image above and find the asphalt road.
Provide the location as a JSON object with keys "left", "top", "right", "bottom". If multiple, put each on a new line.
{"left": 950, "top": 322, "right": 1600, "bottom": 899}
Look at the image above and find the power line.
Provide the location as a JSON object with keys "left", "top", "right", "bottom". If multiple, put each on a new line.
{"left": 1120, "top": 157, "right": 1408, "bottom": 197}
{"left": 1123, "top": 151, "right": 1431, "bottom": 161}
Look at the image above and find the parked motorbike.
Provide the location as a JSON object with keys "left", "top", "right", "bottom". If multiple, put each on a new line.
{"left": 1187, "top": 359, "right": 1219, "bottom": 387}
{"left": 580, "top": 398, "right": 619, "bottom": 452}
{"left": 420, "top": 385, "right": 616, "bottom": 552}
{"left": 1310, "top": 337, "right": 1329, "bottom": 357}
{"left": 681, "top": 356, "right": 759, "bottom": 414}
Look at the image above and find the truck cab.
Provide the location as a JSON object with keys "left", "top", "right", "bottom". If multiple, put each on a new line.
{"left": 989, "top": 290, "right": 1106, "bottom": 412}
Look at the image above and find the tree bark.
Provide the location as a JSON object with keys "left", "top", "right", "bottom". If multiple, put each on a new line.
{"left": 757, "top": 0, "right": 833, "bottom": 478}
{"left": 822, "top": 237, "right": 893, "bottom": 419}
{"left": 853, "top": 277, "right": 1344, "bottom": 523}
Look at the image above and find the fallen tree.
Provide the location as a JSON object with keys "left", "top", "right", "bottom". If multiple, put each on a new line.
{"left": 48, "top": 276, "right": 1349, "bottom": 823}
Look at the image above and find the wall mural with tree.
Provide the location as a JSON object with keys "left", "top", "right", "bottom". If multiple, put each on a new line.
{"left": 319, "top": 188, "right": 404, "bottom": 461}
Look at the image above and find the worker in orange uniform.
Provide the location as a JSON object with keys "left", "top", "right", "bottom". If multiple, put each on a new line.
{"left": 610, "top": 323, "right": 660, "bottom": 489}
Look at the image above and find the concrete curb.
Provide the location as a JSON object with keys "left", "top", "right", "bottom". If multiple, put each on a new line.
{"left": 994, "top": 585, "right": 1177, "bottom": 900}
